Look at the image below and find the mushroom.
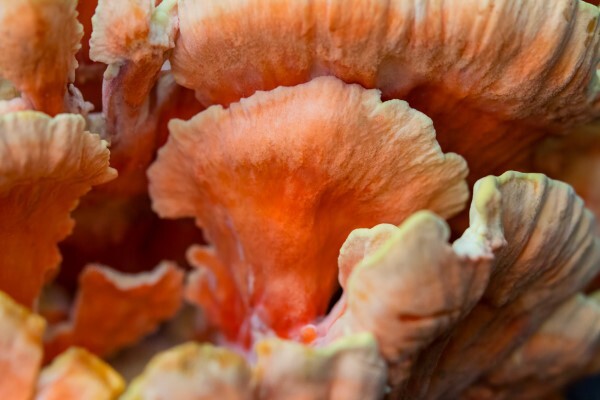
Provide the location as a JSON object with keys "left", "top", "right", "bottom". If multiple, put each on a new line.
{"left": 58, "top": 0, "right": 204, "bottom": 288}
{"left": 255, "top": 333, "right": 386, "bottom": 400}
{"left": 463, "top": 292, "right": 600, "bottom": 400}
{"left": 35, "top": 348, "right": 125, "bottom": 400}
{"left": 170, "top": 0, "right": 600, "bottom": 182}
{"left": 121, "top": 333, "right": 386, "bottom": 400}
{"left": 0, "top": 112, "right": 115, "bottom": 307}
{"left": 0, "top": 291, "right": 125, "bottom": 400}
{"left": 1, "top": 0, "right": 600, "bottom": 397}
{"left": 0, "top": 0, "right": 86, "bottom": 115}
{"left": 45, "top": 262, "right": 184, "bottom": 359}
{"left": 427, "top": 172, "right": 600, "bottom": 399}
{"left": 322, "top": 210, "right": 494, "bottom": 398}
{"left": 122, "top": 342, "right": 254, "bottom": 400}
{"left": 0, "top": 291, "right": 45, "bottom": 400}
{"left": 149, "top": 76, "right": 469, "bottom": 341}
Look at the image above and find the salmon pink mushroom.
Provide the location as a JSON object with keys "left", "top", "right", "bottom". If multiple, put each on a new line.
{"left": 45, "top": 262, "right": 184, "bottom": 359}
{"left": 323, "top": 211, "right": 494, "bottom": 398}
{"left": 309, "top": 172, "right": 600, "bottom": 399}
{"left": 427, "top": 172, "right": 600, "bottom": 398}
{"left": 171, "top": 0, "right": 600, "bottom": 182}
{"left": 149, "top": 76, "right": 469, "bottom": 341}
{"left": 88, "top": 0, "right": 180, "bottom": 195}
{"left": 122, "top": 342, "right": 254, "bottom": 400}
{"left": 0, "top": 0, "right": 85, "bottom": 116}
{"left": 121, "top": 333, "right": 385, "bottom": 400}
{"left": 0, "top": 112, "right": 115, "bottom": 307}
{"left": 58, "top": 0, "right": 203, "bottom": 289}
{"left": 0, "top": 290, "right": 126, "bottom": 400}
{"left": 2, "top": 0, "right": 600, "bottom": 397}
{"left": 254, "top": 333, "right": 386, "bottom": 400}
{"left": 465, "top": 292, "right": 600, "bottom": 400}
{"left": 35, "top": 348, "right": 125, "bottom": 400}
{"left": 0, "top": 291, "right": 45, "bottom": 400}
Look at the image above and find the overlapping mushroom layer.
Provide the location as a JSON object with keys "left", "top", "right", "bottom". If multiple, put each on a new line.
{"left": 149, "top": 76, "right": 468, "bottom": 341}
{"left": 1, "top": 0, "right": 600, "bottom": 398}
{"left": 0, "top": 291, "right": 124, "bottom": 400}
{"left": 0, "top": 112, "right": 115, "bottom": 307}
{"left": 171, "top": 0, "right": 600, "bottom": 181}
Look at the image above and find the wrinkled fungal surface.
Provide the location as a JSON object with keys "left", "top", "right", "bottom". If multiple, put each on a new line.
{"left": 0, "top": 0, "right": 600, "bottom": 399}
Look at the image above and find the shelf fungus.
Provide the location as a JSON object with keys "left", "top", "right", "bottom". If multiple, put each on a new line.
{"left": 172, "top": 0, "right": 600, "bottom": 182}
{"left": 0, "top": 112, "right": 116, "bottom": 307}
{"left": 1, "top": 0, "right": 600, "bottom": 399}
{"left": 149, "top": 77, "right": 469, "bottom": 342}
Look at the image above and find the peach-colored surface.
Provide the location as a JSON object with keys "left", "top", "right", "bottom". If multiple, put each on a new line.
{"left": 1, "top": 0, "right": 600, "bottom": 397}
{"left": 0, "top": 112, "right": 115, "bottom": 307}
{"left": 0, "top": 292, "right": 45, "bottom": 400}
{"left": 45, "top": 263, "right": 183, "bottom": 359}
{"left": 0, "top": 0, "right": 83, "bottom": 115}
{"left": 172, "top": 0, "right": 600, "bottom": 182}
{"left": 35, "top": 348, "right": 124, "bottom": 400}
{"left": 150, "top": 76, "right": 468, "bottom": 340}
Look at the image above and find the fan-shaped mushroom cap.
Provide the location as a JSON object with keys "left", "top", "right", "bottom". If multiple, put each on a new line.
{"left": 150, "top": 76, "right": 468, "bottom": 340}
{"left": 35, "top": 347, "right": 125, "bottom": 400}
{"left": 122, "top": 342, "right": 254, "bottom": 400}
{"left": 322, "top": 171, "right": 600, "bottom": 398}
{"left": 45, "top": 262, "right": 183, "bottom": 359}
{"left": 0, "top": 112, "right": 115, "bottom": 307}
{"left": 0, "top": 291, "right": 45, "bottom": 400}
{"left": 464, "top": 292, "right": 600, "bottom": 400}
{"left": 172, "top": 0, "right": 600, "bottom": 181}
{"left": 427, "top": 172, "right": 600, "bottom": 399}
{"left": 0, "top": 0, "right": 83, "bottom": 115}
{"left": 255, "top": 333, "right": 386, "bottom": 400}
{"left": 325, "top": 211, "right": 494, "bottom": 396}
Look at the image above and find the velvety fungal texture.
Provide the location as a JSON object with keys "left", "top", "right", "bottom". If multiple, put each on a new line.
{"left": 0, "top": 112, "right": 115, "bottom": 307}
{"left": 1, "top": 0, "right": 600, "bottom": 399}
{"left": 149, "top": 76, "right": 468, "bottom": 342}
{"left": 172, "top": 0, "right": 600, "bottom": 182}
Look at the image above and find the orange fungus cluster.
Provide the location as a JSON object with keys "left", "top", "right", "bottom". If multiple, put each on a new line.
{"left": 1, "top": 0, "right": 600, "bottom": 399}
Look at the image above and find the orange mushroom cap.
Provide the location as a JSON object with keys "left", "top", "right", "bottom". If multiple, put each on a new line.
{"left": 35, "top": 347, "right": 125, "bottom": 400}
{"left": 0, "top": 291, "right": 45, "bottom": 400}
{"left": 122, "top": 342, "right": 254, "bottom": 400}
{"left": 45, "top": 262, "right": 184, "bottom": 360}
{"left": 171, "top": 0, "right": 600, "bottom": 182}
{"left": 149, "top": 76, "right": 468, "bottom": 341}
{"left": 0, "top": 112, "right": 115, "bottom": 307}
{"left": 0, "top": 0, "right": 84, "bottom": 115}
{"left": 428, "top": 172, "right": 600, "bottom": 398}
